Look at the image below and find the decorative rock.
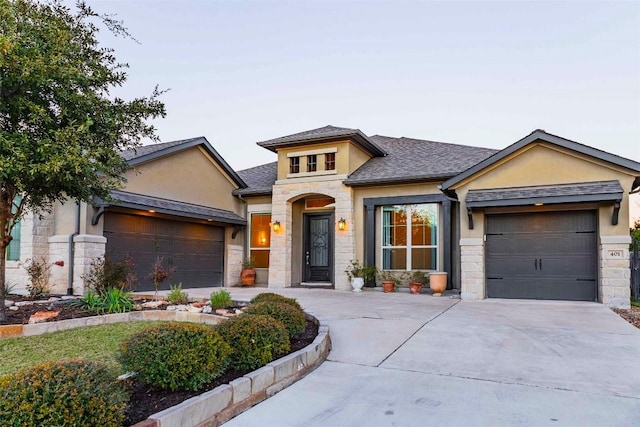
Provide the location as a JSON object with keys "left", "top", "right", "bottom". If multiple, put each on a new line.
{"left": 215, "top": 309, "right": 228, "bottom": 316}
{"left": 222, "top": 311, "right": 237, "bottom": 317}
{"left": 61, "top": 296, "right": 78, "bottom": 300}
{"left": 234, "top": 309, "right": 244, "bottom": 315}
{"left": 9, "top": 306, "right": 19, "bottom": 311}
{"left": 192, "top": 302, "right": 207, "bottom": 308}
{"left": 4, "top": 300, "right": 14, "bottom": 307}
{"left": 187, "top": 305, "right": 203, "bottom": 313}
{"left": 141, "top": 300, "right": 167, "bottom": 309}
{"left": 167, "top": 304, "right": 186, "bottom": 311}
{"left": 47, "top": 297, "right": 60, "bottom": 302}
{"left": 15, "top": 301, "right": 35, "bottom": 307}
{"left": 133, "top": 304, "right": 143, "bottom": 311}
{"left": 202, "top": 305, "right": 213, "bottom": 314}
{"left": 28, "top": 311, "right": 60, "bottom": 324}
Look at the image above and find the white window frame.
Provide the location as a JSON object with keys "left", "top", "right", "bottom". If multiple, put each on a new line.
{"left": 380, "top": 203, "right": 439, "bottom": 271}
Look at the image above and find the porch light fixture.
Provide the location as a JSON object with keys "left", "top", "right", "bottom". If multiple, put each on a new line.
{"left": 148, "top": 209, "right": 156, "bottom": 213}
{"left": 534, "top": 203, "right": 543, "bottom": 206}
{"left": 272, "top": 221, "right": 281, "bottom": 232}
{"left": 338, "top": 218, "right": 346, "bottom": 231}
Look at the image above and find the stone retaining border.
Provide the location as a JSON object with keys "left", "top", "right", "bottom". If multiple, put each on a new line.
{"left": 135, "top": 313, "right": 330, "bottom": 427}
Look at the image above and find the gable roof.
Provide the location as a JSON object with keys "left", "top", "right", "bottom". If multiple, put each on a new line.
{"left": 257, "top": 125, "right": 387, "bottom": 157}
{"left": 343, "top": 135, "right": 498, "bottom": 186}
{"left": 122, "top": 136, "right": 247, "bottom": 189}
{"left": 441, "top": 130, "right": 640, "bottom": 191}
{"left": 234, "top": 162, "right": 278, "bottom": 196}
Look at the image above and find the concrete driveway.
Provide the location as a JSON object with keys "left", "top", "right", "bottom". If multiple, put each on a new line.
{"left": 184, "top": 288, "right": 640, "bottom": 426}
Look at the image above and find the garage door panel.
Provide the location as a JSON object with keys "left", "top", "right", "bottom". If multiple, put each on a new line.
{"left": 104, "top": 213, "right": 224, "bottom": 291}
{"left": 486, "top": 211, "right": 597, "bottom": 302}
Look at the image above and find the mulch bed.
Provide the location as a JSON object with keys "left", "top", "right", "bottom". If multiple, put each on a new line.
{"left": 613, "top": 306, "right": 640, "bottom": 329}
{"left": 1, "top": 294, "right": 319, "bottom": 426}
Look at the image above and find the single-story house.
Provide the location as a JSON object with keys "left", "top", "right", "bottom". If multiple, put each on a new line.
{"left": 6, "top": 126, "right": 640, "bottom": 308}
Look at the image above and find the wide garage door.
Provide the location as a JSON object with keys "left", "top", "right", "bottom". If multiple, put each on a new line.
{"left": 485, "top": 210, "right": 597, "bottom": 301}
{"left": 104, "top": 212, "right": 224, "bottom": 291}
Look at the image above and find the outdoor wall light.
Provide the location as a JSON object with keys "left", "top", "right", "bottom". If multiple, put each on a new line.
{"left": 272, "top": 221, "right": 281, "bottom": 232}
{"left": 148, "top": 209, "right": 156, "bottom": 213}
{"left": 338, "top": 218, "right": 346, "bottom": 231}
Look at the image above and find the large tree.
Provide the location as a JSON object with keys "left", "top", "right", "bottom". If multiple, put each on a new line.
{"left": 0, "top": 0, "right": 166, "bottom": 320}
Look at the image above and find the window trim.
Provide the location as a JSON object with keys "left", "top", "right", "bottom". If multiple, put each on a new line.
{"left": 249, "top": 212, "right": 271, "bottom": 269}
{"left": 325, "top": 152, "right": 336, "bottom": 171}
{"left": 380, "top": 203, "right": 439, "bottom": 271}
{"left": 307, "top": 154, "right": 317, "bottom": 172}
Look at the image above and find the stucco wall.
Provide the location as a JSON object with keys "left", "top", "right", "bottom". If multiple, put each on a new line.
{"left": 123, "top": 146, "right": 243, "bottom": 215}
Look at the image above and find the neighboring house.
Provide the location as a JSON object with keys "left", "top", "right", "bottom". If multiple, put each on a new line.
{"left": 6, "top": 126, "right": 640, "bottom": 308}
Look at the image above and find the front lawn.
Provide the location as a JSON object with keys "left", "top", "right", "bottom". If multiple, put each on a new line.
{"left": 0, "top": 321, "right": 162, "bottom": 376}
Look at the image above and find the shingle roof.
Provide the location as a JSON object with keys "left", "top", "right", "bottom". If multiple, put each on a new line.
{"left": 121, "top": 137, "right": 202, "bottom": 161}
{"left": 257, "top": 125, "right": 386, "bottom": 156}
{"left": 99, "top": 190, "right": 246, "bottom": 225}
{"left": 234, "top": 162, "right": 278, "bottom": 196}
{"left": 466, "top": 180, "right": 623, "bottom": 208}
{"left": 343, "top": 135, "right": 498, "bottom": 186}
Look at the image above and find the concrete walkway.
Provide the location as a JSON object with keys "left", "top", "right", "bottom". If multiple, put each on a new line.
{"left": 181, "top": 288, "right": 640, "bottom": 426}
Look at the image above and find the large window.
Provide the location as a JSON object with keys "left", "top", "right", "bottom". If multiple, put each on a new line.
{"left": 250, "top": 213, "right": 271, "bottom": 268}
{"left": 382, "top": 204, "right": 438, "bottom": 270}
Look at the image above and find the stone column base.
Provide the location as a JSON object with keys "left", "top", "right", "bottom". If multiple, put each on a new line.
{"left": 599, "top": 235, "right": 631, "bottom": 309}
{"left": 460, "top": 238, "right": 485, "bottom": 300}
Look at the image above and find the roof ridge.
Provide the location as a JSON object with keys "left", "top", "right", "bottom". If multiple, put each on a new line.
{"left": 371, "top": 134, "right": 498, "bottom": 152}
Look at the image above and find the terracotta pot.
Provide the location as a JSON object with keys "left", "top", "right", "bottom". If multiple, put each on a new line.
{"left": 382, "top": 281, "right": 395, "bottom": 293}
{"left": 409, "top": 282, "right": 423, "bottom": 295}
{"left": 240, "top": 269, "right": 256, "bottom": 286}
{"left": 429, "top": 272, "right": 447, "bottom": 296}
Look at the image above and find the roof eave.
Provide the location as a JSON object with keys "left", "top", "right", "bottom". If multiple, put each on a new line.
{"left": 442, "top": 130, "right": 640, "bottom": 190}
{"left": 258, "top": 133, "right": 386, "bottom": 157}
{"left": 344, "top": 173, "right": 456, "bottom": 187}
{"left": 466, "top": 192, "right": 623, "bottom": 209}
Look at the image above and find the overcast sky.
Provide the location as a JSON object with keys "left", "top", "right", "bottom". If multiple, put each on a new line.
{"left": 88, "top": 0, "right": 640, "bottom": 219}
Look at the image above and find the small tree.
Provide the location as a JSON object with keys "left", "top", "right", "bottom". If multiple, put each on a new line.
{"left": 0, "top": 0, "right": 166, "bottom": 320}
{"left": 148, "top": 256, "right": 175, "bottom": 299}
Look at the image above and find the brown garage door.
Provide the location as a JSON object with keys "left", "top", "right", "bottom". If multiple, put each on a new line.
{"left": 104, "top": 212, "right": 224, "bottom": 291}
{"left": 485, "top": 210, "right": 597, "bottom": 301}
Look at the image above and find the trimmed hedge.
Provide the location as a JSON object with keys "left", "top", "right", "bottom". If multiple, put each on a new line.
{"left": 0, "top": 359, "right": 128, "bottom": 427}
{"left": 216, "top": 314, "right": 290, "bottom": 371}
{"left": 250, "top": 292, "right": 303, "bottom": 311}
{"left": 118, "top": 322, "right": 231, "bottom": 391}
{"left": 244, "top": 301, "right": 307, "bottom": 338}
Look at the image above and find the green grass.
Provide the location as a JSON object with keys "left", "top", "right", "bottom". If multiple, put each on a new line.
{"left": 0, "top": 321, "right": 163, "bottom": 376}
{"left": 631, "top": 300, "right": 640, "bottom": 308}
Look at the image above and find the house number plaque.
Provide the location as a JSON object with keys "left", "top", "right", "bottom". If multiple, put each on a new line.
{"left": 608, "top": 250, "right": 624, "bottom": 258}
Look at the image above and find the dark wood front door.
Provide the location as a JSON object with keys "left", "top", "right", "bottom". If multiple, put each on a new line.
{"left": 303, "top": 213, "right": 333, "bottom": 282}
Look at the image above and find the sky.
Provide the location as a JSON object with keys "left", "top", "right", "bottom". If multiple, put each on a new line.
{"left": 87, "top": 0, "right": 640, "bottom": 220}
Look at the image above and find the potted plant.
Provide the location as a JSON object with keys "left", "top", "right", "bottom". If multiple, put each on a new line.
{"left": 240, "top": 257, "right": 257, "bottom": 286}
{"left": 407, "top": 270, "right": 428, "bottom": 295}
{"left": 345, "top": 259, "right": 377, "bottom": 293}
{"left": 378, "top": 270, "right": 403, "bottom": 293}
{"left": 429, "top": 271, "right": 448, "bottom": 296}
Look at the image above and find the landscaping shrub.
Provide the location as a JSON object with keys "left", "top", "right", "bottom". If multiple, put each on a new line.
{"left": 210, "top": 288, "right": 232, "bottom": 309}
{"left": 167, "top": 283, "right": 189, "bottom": 304}
{"left": 249, "top": 292, "right": 303, "bottom": 311}
{"left": 0, "top": 359, "right": 128, "bottom": 427}
{"left": 23, "top": 257, "right": 51, "bottom": 298}
{"left": 83, "top": 254, "right": 138, "bottom": 293}
{"left": 244, "top": 301, "right": 306, "bottom": 338}
{"left": 118, "top": 322, "right": 231, "bottom": 391}
{"left": 215, "top": 314, "right": 290, "bottom": 371}
{"left": 71, "top": 288, "right": 134, "bottom": 314}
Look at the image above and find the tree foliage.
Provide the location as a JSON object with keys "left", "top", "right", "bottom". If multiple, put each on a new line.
{"left": 0, "top": 0, "right": 166, "bottom": 319}
{"left": 632, "top": 219, "right": 640, "bottom": 247}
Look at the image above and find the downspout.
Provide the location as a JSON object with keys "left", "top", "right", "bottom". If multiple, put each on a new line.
{"left": 237, "top": 193, "right": 248, "bottom": 260}
{"left": 67, "top": 202, "right": 80, "bottom": 295}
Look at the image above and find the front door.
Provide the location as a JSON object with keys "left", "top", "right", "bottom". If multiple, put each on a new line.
{"left": 303, "top": 213, "right": 333, "bottom": 282}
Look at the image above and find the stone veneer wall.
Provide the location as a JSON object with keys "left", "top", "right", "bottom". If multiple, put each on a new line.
{"left": 599, "top": 235, "right": 631, "bottom": 309}
{"left": 459, "top": 238, "right": 485, "bottom": 300}
{"left": 225, "top": 244, "right": 243, "bottom": 287}
{"left": 268, "top": 177, "right": 355, "bottom": 291}
{"left": 72, "top": 234, "right": 107, "bottom": 295}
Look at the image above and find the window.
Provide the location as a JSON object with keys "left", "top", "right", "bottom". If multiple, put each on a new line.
{"left": 381, "top": 204, "right": 438, "bottom": 270}
{"left": 250, "top": 213, "right": 271, "bottom": 268}
{"left": 289, "top": 157, "right": 300, "bottom": 174}
{"left": 325, "top": 153, "right": 336, "bottom": 170}
{"left": 307, "top": 155, "right": 317, "bottom": 172}
{"left": 6, "top": 195, "right": 21, "bottom": 261}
